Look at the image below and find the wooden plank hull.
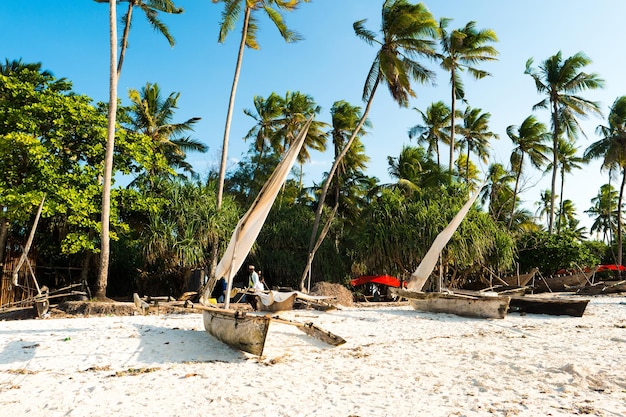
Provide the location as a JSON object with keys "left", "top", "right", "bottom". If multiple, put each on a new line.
{"left": 256, "top": 293, "right": 297, "bottom": 312}
{"left": 576, "top": 280, "right": 626, "bottom": 295}
{"left": 394, "top": 289, "right": 510, "bottom": 319}
{"left": 533, "top": 270, "right": 595, "bottom": 293}
{"left": 509, "top": 296, "right": 589, "bottom": 317}
{"left": 202, "top": 306, "right": 270, "bottom": 356}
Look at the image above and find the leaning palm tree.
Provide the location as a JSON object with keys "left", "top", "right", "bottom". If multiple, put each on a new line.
{"left": 585, "top": 96, "right": 626, "bottom": 264}
{"left": 212, "top": 0, "right": 309, "bottom": 211}
{"left": 408, "top": 100, "right": 451, "bottom": 165}
{"left": 456, "top": 106, "right": 498, "bottom": 182}
{"left": 300, "top": 0, "right": 438, "bottom": 291}
{"left": 437, "top": 19, "right": 498, "bottom": 172}
{"left": 506, "top": 115, "right": 551, "bottom": 229}
{"left": 128, "top": 82, "right": 206, "bottom": 183}
{"left": 525, "top": 51, "right": 604, "bottom": 234}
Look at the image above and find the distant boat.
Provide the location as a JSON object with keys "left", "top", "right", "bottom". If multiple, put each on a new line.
{"left": 532, "top": 267, "right": 598, "bottom": 293}
{"left": 463, "top": 268, "right": 538, "bottom": 291}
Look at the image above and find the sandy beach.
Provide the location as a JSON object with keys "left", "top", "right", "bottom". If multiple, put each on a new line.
{"left": 1, "top": 295, "right": 625, "bottom": 417}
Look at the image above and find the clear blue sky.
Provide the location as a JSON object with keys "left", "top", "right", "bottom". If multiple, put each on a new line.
{"left": 2, "top": 1, "right": 625, "bottom": 235}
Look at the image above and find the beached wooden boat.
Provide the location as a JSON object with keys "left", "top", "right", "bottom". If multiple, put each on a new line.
{"left": 393, "top": 288, "right": 510, "bottom": 319}
{"left": 464, "top": 268, "right": 538, "bottom": 290}
{"left": 508, "top": 295, "right": 589, "bottom": 317}
{"left": 255, "top": 291, "right": 298, "bottom": 312}
{"left": 533, "top": 267, "right": 597, "bottom": 293}
{"left": 202, "top": 305, "right": 271, "bottom": 356}
{"left": 576, "top": 280, "right": 626, "bottom": 295}
{"left": 396, "top": 184, "right": 512, "bottom": 319}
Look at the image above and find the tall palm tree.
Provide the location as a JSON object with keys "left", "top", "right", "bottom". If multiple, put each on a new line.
{"left": 535, "top": 189, "right": 554, "bottom": 229}
{"left": 585, "top": 96, "right": 626, "bottom": 264}
{"left": 437, "top": 19, "right": 498, "bottom": 172}
{"left": 213, "top": 0, "right": 309, "bottom": 211}
{"left": 95, "top": 0, "right": 119, "bottom": 300}
{"left": 506, "top": 115, "right": 550, "bottom": 228}
{"left": 480, "top": 162, "right": 514, "bottom": 223}
{"left": 545, "top": 139, "right": 585, "bottom": 233}
{"left": 95, "top": 0, "right": 184, "bottom": 299}
{"left": 301, "top": 0, "right": 438, "bottom": 291}
{"left": 408, "top": 100, "right": 451, "bottom": 165}
{"left": 525, "top": 51, "right": 604, "bottom": 234}
{"left": 128, "top": 82, "right": 206, "bottom": 182}
{"left": 457, "top": 106, "right": 498, "bottom": 182}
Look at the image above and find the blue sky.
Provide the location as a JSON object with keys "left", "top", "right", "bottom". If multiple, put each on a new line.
{"left": 2, "top": 1, "right": 625, "bottom": 234}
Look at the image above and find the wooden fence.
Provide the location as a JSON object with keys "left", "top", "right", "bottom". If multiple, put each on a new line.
{"left": 1, "top": 255, "right": 38, "bottom": 308}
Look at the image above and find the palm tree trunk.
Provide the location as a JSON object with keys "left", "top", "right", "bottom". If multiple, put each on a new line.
{"left": 557, "top": 165, "right": 565, "bottom": 233}
{"left": 95, "top": 0, "right": 119, "bottom": 300}
{"left": 216, "top": 6, "right": 250, "bottom": 211}
{"left": 449, "top": 72, "right": 456, "bottom": 173}
{"left": 299, "top": 79, "right": 379, "bottom": 291}
{"left": 117, "top": 1, "right": 134, "bottom": 77}
{"left": 508, "top": 155, "right": 524, "bottom": 229}
{"left": 618, "top": 169, "right": 625, "bottom": 266}
{"left": 549, "top": 102, "right": 559, "bottom": 234}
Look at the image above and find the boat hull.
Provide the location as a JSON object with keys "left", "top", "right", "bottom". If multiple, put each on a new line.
{"left": 256, "top": 292, "right": 297, "bottom": 312}
{"left": 395, "top": 289, "right": 510, "bottom": 319}
{"left": 202, "top": 306, "right": 270, "bottom": 356}
{"left": 509, "top": 296, "right": 589, "bottom": 317}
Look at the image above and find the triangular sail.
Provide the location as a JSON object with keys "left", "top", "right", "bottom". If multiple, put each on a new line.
{"left": 407, "top": 183, "right": 485, "bottom": 291}
{"left": 202, "top": 118, "right": 313, "bottom": 307}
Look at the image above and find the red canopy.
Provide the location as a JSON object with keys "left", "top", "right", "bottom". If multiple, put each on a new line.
{"left": 350, "top": 275, "right": 406, "bottom": 288}
{"left": 597, "top": 264, "right": 626, "bottom": 272}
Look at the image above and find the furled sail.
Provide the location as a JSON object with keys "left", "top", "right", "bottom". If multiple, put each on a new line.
{"left": 202, "top": 118, "right": 313, "bottom": 308}
{"left": 407, "top": 183, "right": 485, "bottom": 291}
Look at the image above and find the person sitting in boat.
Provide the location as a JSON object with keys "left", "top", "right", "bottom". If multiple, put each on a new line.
{"left": 246, "top": 265, "right": 264, "bottom": 310}
{"left": 216, "top": 277, "right": 227, "bottom": 303}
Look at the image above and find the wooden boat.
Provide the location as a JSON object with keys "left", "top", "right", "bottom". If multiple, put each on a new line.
{"left": 202, "top": 305, "right": 270, "bottom": 356}
{"left": 576, "top": 280, "right": 626, "bottom": 295}
{"left": 463, "top": 268, "right": 538, "bottom": 291}
{"left": 397, "top": 184, "right": 511, "bottom": 319}
{"left": 255, "top": 291, "right": 298, "bottom": 312}
{"left": 196, "top": 120, "right": 345, "bottom": 355}
{"left": 532, "top": 267, "right": 597, "bottom": 293}
{"left": 393, "top": 288, "right": 510, "bottom": 319}
{"left": 508, "top": 295, "right": 589, "bottom": 317}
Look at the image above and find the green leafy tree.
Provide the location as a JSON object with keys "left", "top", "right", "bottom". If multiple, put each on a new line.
{"left": 585, "top": 184, "right": 618, "bottom": 244}
{"left": 302, "top": 0, "right": 438, "bottom": 290}
{"left": 437, "top": 19, "right": 498, "bottom": 172}
{"left": 525, "top": 51, "right": 604, "bottom": 234}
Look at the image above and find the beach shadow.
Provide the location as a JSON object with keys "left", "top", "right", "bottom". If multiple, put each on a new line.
{"left": 131, "top": 322, "right": 247, "bottom": 364}
{"left": 0, "top": 340, "right": 39, "bottom": 364}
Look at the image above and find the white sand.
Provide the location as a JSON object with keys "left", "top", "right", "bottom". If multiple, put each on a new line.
{"left": 1, "top": 295, "right": 625, "bottom": 417}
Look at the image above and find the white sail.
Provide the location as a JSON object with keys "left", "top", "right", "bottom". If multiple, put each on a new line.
{"left": 407, "top": 183, "right": 485, "bottom": 291}
{"left": 202, "top": 118, "right": 313, "bottom": 307}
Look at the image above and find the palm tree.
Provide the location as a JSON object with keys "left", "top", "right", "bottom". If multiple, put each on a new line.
{"left": 213, "top": 0, "right": 309, "bottom": 211}
{"left": 274, "top": 91, "right": 328, "bottom": 189}
{"left": 96, "top": 0, "right": 119, "bottom": 300}
{"left": 545, "top": 139, "right": 586, "bottom": 233}
{"left": 525, "top": 51, "right": 604, "bottom": 234}
{"left": 301, "top": 0, "right": 438, "bottom": 291}
{"left": 506, "top": 115, "right": 550, "bottom": 228}
{"left": 585, "top": 96, "right": 626, "bottom": 263}
{"left": 408, "top": 101, "right": 451, "bottom": 165}
{"left": 535, "top": 189, "right": 554, "bottom": 229}
{"left": 95, "top": 0, "right": 184, "bottom": 299}
{"left": 437, "top": 19, "right": 498, "bottom": 172}
{"left": 457, "top": 106, "right": 498, "bottom": 182}
{"left": 480, "top": 162, "right": 514, "bottom": 224}
{"left": 585, "top": 184, "right": 618, "bottom": 243}
{"left": 127, "top": 82, "right": 206, "bottom": 182}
